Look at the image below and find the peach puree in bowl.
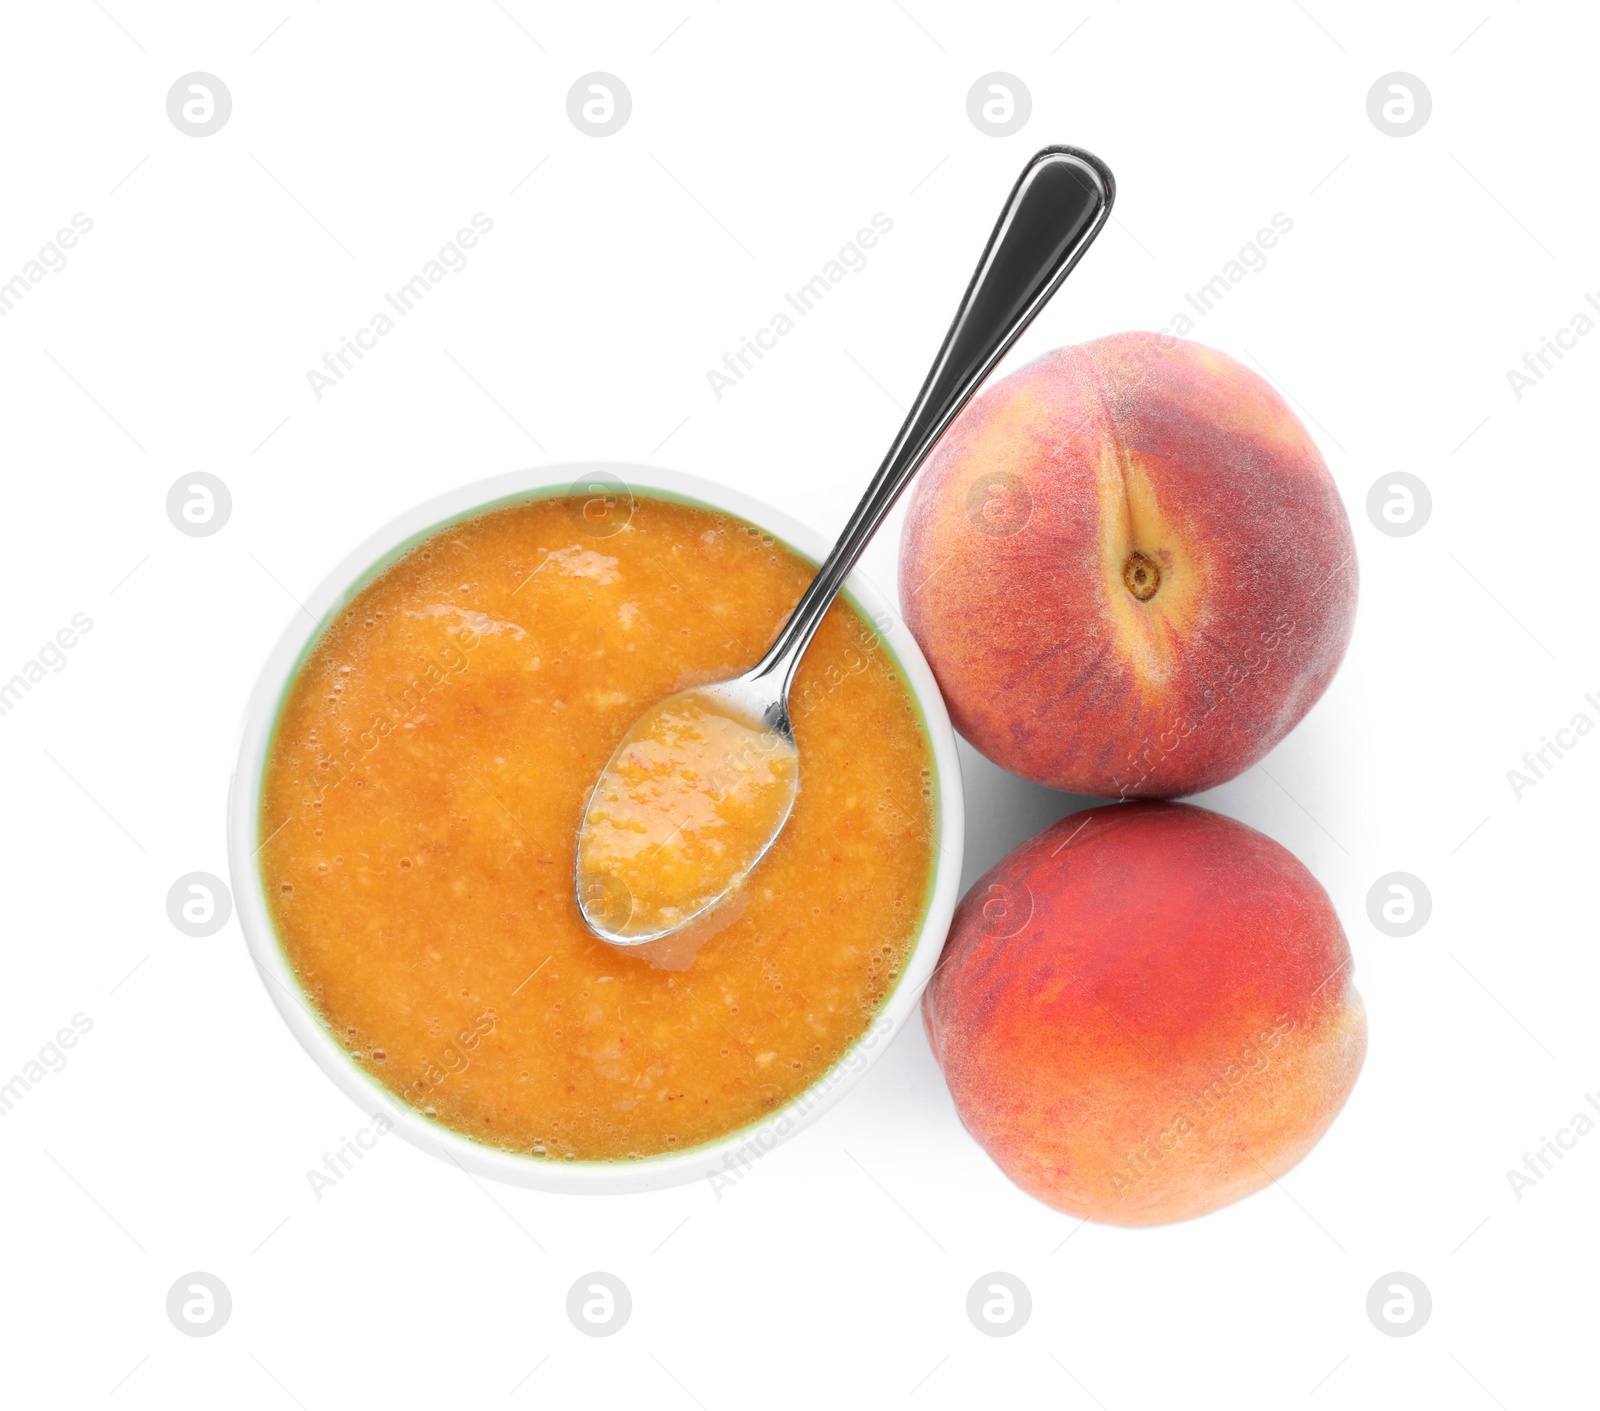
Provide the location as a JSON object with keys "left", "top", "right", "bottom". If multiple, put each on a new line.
{"left": 234, "top": 469, "right": 962, "bottom": 1186}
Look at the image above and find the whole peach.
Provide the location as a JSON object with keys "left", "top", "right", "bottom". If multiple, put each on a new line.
{"left": 923, "top": 802, "right": 1366, "bottom": 1226}
{"left": 899, "top": 332, "right": 1357, "bottom": 798}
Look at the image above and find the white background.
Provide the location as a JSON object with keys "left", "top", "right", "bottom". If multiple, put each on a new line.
{"left": 1, "top": 2, "right": 1594, "bottom": 1406}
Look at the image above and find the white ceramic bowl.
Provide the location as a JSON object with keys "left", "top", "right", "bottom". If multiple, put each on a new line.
{"left": 228, "top": 463, "right": 964, "bottom": 1194}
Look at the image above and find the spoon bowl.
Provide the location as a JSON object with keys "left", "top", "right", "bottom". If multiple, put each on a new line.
{"left": 575, "top": 675, "right": 799, "bottom": 946}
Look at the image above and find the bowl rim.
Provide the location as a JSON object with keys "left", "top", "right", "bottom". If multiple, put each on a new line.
{"left": 226, "top": 462, "right": 965, "bottom": 1194}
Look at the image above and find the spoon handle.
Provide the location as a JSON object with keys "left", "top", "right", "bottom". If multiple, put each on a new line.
{"left": 751, "top": 144, "right": 1116, "bottom": 700}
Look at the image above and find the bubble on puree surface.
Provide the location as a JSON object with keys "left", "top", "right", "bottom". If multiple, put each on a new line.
{"left": 259, "top": 494, "right": 936, "bottom": 1161}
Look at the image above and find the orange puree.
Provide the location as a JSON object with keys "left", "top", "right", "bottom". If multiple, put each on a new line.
{"left": 577, "top": 690, "right": 799, "bottom": 940}
{"left": 259, "top": 493, "right": 937, "bottom": 1161}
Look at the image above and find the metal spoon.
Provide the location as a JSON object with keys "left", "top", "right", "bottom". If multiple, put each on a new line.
{"left": 576, "top": 144, "right": 1115, "bottom": 949}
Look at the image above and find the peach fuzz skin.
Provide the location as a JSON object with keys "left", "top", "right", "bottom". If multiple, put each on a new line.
{"left": 923, "top": 803, "right": 1366, "bottom": 1226}
{"left": 899, "top": 331, "right": 1357, "bottom": 798}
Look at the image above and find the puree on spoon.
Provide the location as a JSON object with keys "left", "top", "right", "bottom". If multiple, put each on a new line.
{"left": 258, "top": 493, "right": 936, "bottom": 1162}
{"left": 576, "top": 690, "right": 800, "bottom": 942}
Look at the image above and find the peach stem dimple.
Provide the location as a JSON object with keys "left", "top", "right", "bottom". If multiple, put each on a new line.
{"left": 1123, "top": 551, "right": 1161, "bottom": 602}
